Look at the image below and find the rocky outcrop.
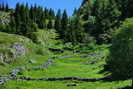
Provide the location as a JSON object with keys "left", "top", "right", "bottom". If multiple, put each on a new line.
{"left": 41, "top": 59, "right": 53, "bottom": 68}
{"left": 0, "top": 42, "right": 26, "bottom": 64}
{"left": 0, "top": 77, "right": 8, "bottom": 85}
{"left": 0, "top": 55, "right": 4, "bottom": 63}
{"left": 11, "top": 42, "right": 26, "bottom": 57}
{"left": 0, "top": 11, "right": 10, "bottom": 24}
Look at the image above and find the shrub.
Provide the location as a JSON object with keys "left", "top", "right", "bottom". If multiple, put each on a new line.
{"left": 104, "top": 18, "right": 133, "bottom": 84}
{"left": 31, "top": 29, "right": 59, "bottom": 48}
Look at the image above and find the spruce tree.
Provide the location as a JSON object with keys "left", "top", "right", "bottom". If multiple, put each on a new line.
{"left": 104, "top": 18, "right": 133, "bottom": 87}
{"left": 5, "top": 3, "right": 9, "bottom": 12}
{"left": 47, "top": 19, "right": 53, "bottom": 29}
{"left": 14, "top": 3, "right": 21, "bottom": 33}
{"left": 69, "top": 16, "right": 86, "bottom": 44}
{"left": 38, "top": 13, "right": 46, "bottom": 29}
{"left": 61, "top": 10, "right": 69, "bottom": 42}
{"left": 49, "top": 8, "right": 55, "bottom": 19}
{"left": 44, "top": 8, "right": 49, "bottom": 19}
{"left": 90, "top": 0, "right": 121, "bottom": 44}
{"left": 0, "top": 4, "right": 2, "bottom": 11}
{"left": 54, "top": 9, "right": 61, "bottom": 31}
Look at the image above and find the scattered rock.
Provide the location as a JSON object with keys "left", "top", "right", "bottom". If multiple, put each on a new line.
{"left": 10, "top": 72, "right": 17, "bottom": 79}
{"left": 11, "top": 42, "right": 26, "bottom": 57}
{"left": 0, "top": 77, "right": 7, "bottom": 85}
{"left": 0, "top": 11, "right": 10, "bottom": 24}
{"left": 11, "top": 69, "right": 20, "bottom": 74}
{"left": 0, "top": 55, "right": 4, "bottom": 63}
{"left": 42, "top": 59, "right": 53, "bottom": 68}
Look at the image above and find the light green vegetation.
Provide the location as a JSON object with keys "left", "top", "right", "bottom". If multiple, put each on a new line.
{"left": 0, "top": 11, "right": 10, "bottom": 19}
{"left": 32, "top": 30, "right": 60, "bottom": 48}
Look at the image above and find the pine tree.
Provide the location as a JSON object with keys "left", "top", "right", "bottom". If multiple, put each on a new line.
{"left": 61, "top": 10, "right": 69, "bottom": 42}
{"left": 13, "top": 3, "right": 37, "bottom": 36}
{"left": 14, "top": 3, "right": 21, "bottom": 33}
{"left": 91, "top": 0, "right": 121, "bottom": 44}
{"left": 0, "top": 4, "right": 2, "bottom": 11}
{"left": 72, "top": 8, "right": 77, "bottom": 16}
{"left": 47, "top": 19, "right": 53, "bottom": 29}
{"left": 38, "top": 13, "right": 46, "bottom": 29}
{"left": 44, "top": 8, "right": 49, "bottom": 19}
{"left": 9, "top": 14, "right": 17, "bottom": 33}
{"left": 104, "top": 18, "right": 133, "bottom": 87}
{"left": 69, "top": 17, "right": 79, "bottom": 44}
{"left": 54, "top": 9, "right": 61, "bottom": 31}
{"left": 127, "top": 0, "right": 133, "bottom": 17}
{"left": 49, "top": 8, "right": 55, "bottom": 19}
{"left": 5, "top": 3, "right": 9, "bottom": 12}
{"left": 114, "top": 0, "right": 133, "bottom": 19}
{"left": 1, "top": 3, "right": 5, "bottom": 11}
{"left": 69, "top": 16, "right": 86, "bottom": 44}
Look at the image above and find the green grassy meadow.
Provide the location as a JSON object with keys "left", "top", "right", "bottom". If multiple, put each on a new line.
{"left": 0, "top": 32, "right": 131, "bottom": 89}
{"left": 0, "top": 43, "right": 131, "bottom": 89}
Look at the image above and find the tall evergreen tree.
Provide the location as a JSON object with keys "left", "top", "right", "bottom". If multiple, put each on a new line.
{"left": 83, "top": 0, "right": 120, "bottom": 44}
{"left": 47, "top": 19, "right": 53, "bottom": 29}
{"left": 14, "top": 3, "right": 21, "bottom": 33}
{"left": 54, "top": 9, "right": 61, "bottom": 31}
{"left": 61, "top": 10, "right": 69, "bottom": 42}
{"left": 49, "top": 8, "right": 55, "bottom": 19}
{"left": 5, "top": 3, "right": 9, "bottom": 12}
{"left": 104, "top": 18, "right": 133, "bottom": 87}
{"left": 69, "top": 16, "right": 87, "bottom": 44}
{"left": 44, "top": 8, "right": 49, "bottom": 19}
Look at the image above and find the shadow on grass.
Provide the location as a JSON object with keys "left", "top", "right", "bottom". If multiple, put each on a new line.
{"left": 98, "top": 68, "right": 130, "bottom": 82}
{"left": 118, "top": 86, "right": 132, "bottom": 89}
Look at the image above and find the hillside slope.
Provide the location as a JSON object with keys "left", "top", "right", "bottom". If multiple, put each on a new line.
{"left": 0, "top": 31, "right": 53, "bottom": 77}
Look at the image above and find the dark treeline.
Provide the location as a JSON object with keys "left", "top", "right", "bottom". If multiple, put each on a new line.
{"left": 78, "top": 0, "right": 133, "bottom": 44}
{"left": 0, "top": 3, "right": 56, "bottom": 39}
{"left": 0, "top": 3, "right": 9, "bottom": 12}
{"left": 0, "top": 0, "right": 133, "bottom": 44}
{"left": 0, "top": 3, "right": 86, "bottom": 44}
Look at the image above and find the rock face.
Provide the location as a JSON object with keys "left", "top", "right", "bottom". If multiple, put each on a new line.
{"left": 11, "top": 42, "right": 26, "bottom": 57}
{"left": 0, "top": 55, "right": 4, "bottom": 63}
{"left": 0, "top": 11, "right": 10, "bottom": 24}
{"left": 0, "top": 77, "right": 7, "bottom": 85}
{"left": 0, "top": 17, "right": 10, "bottom": 24}
{"left": 42, "top": 59, "right": 53, "bottom": 68}
{"left": 0, "top": 42, "right": 26, "bottom": 63}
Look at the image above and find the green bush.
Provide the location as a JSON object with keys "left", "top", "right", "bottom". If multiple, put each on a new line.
{"left": 105, "top": 18, "right": 133, "bottom": 81}
{"left": 31, "top": 29, "right": 59, "bottom": 48}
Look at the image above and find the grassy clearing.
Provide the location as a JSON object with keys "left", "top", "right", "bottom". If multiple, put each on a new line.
{"left": 21, "top": 56, "right": 104, "bottom": 78}
{"left": 1, "top": 44, "right": 131, "bottom": 89}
